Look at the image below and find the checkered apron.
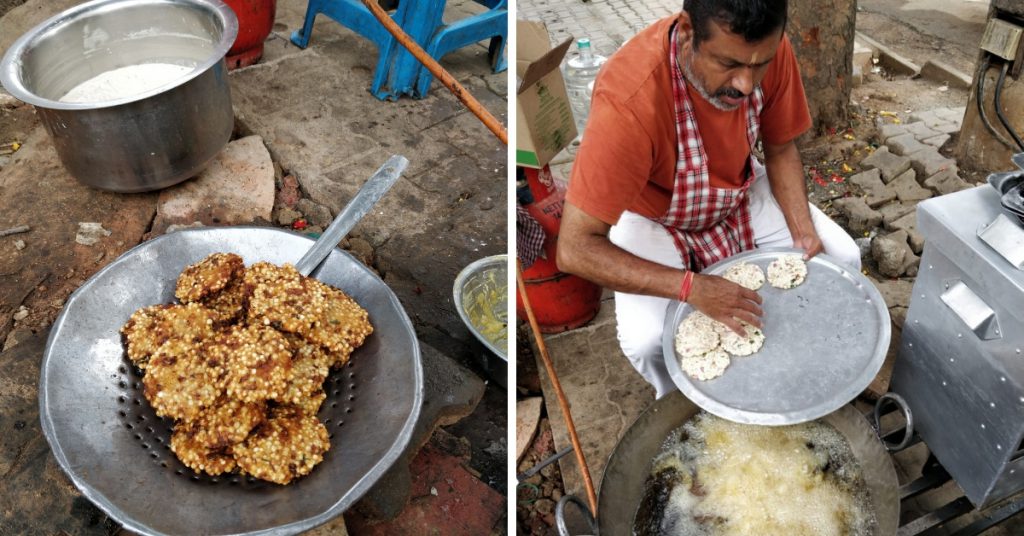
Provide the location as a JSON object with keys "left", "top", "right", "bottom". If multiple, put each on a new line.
{"left": 658, "top": 25, "right": 765, "bottom": 271}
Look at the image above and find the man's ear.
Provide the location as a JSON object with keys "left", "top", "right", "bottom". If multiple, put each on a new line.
{"left": 677, "top": 12, "right": 693, "bottom": 43}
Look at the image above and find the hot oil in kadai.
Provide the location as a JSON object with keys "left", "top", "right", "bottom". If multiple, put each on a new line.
{"left": 634, "top": 413, "right": 877, "bottom": 536}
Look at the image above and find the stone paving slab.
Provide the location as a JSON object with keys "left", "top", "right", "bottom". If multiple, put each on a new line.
{"left": 862, "top": 147, "right": 912, "bottom": 183}
{"left": 530, "top": 297, "right": 655, "bottom": 497}
{"left": 152, "top": 135, "right": 276, "bottom": 236}
{"left": 850, "top": 168, "right": 897, "bottom": 208}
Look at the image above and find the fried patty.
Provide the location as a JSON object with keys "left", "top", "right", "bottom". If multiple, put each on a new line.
{"left": 121, "top": 303, "right": 216, "bottom": 369}
{"left": 233, "top": 407, "right": 330, "bottom": 485}
{"left": 123, "top": 254, "right": 372, "bottom": 484}
{"left": 142, "top": 339, "right": 224, "bottom": 421}
{"left": 175, "top": 253, "right": 245, "bottom": 303}
{"left": 200, "top": 277, "right": 253, "bottom": 325}
{"left": 247, "top": 263, "right": 372, "bottom": 355}
{"left": 215, "top": 325, "right": 293, "bottom": 403}
{"left": 170, "top": 427, "right": 237, "bottom": 476}
{"left": 181, "top": 397, "right": 267, "bottom": 449}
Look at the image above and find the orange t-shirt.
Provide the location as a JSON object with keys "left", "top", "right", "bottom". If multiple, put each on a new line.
{"left": 566, "top": 16, "right": 812, "bottom": 226}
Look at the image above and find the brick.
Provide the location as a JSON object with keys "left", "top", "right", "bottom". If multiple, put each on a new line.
{"left": 887, "top": 133, "right": 929, "bottom": 156}
{"left": 922, "top": 134, "right": 951, "bottom": 148}
{"left": 924, "top": 169, "right": 972, "bottom": 195}
{"left": 932, "top": 122, "right": 961, "bottom": 135}
{"left": 909, "top": 109, "right": 941, "bottom": 126}
{"left": 871, "top": 229, "right": 919, "bottom": 278}
{"left": 935, "top": 107, "right": 966, "bottom": 124}
{"left": 861, "top": 147, "right": 912, "bottom": 183}
{"left": 879, "top": 201, "right": 917, "bottom": 226}
{"left": 909, "top": 110, "right": 950, "bottom": 130}
{"left": 849, "top": 168, "right": 896, "bottom": 208}
{"left": 879, "top": 123, "right": 908, "bottom": 142}
{"left": 903, "top": 121, "right": 941, "bottom": 140}
{"left": 888, "top": 212, "right": 925, "bottom": 253}
{"left": 834, "top": 197, "right": 883, "bottom": 234}
{"left": 887, "top": 168, "right": 932, "bottom": 203}
{"left": 909, "top": 148, "right": 957, "bottom": 178}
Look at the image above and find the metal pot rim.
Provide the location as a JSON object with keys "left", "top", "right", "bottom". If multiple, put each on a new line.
{"left": 453, "top": 253, "right": 509, "bottom": 363}
{"left": 0, "top": 0, "right": 238, "bottom": 110}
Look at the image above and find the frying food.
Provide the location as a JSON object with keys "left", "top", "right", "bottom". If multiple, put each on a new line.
{"left": 635, "top": 413, "right": 876, "bottom": 536}
{"left": 120, "top": 253, "right": 373, "bottom": 484}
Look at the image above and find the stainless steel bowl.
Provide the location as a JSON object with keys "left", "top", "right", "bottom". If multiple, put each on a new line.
{"left": 0, "top": 0, "right": 238, "bottom": 192}
{"left": 453, "top": 254, "right": 508, "bottom": 385}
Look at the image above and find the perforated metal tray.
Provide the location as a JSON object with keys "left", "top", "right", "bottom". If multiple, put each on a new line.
{"left": 662, "top": 247, "right": 890, "bottom": 426}
{"left": 40, "top": 227, "right": 423, "bottom": 536}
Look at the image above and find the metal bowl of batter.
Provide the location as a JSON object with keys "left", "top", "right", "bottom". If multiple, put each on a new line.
{"left": 0, "top": 0, "right": 237, "bottom": 192}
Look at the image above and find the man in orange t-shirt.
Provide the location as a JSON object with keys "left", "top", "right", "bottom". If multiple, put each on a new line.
{"left": 557, "top": 0, "right": 860, "bottom": 397}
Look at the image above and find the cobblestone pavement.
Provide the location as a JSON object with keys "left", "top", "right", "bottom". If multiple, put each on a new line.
{"left": 517, "top": 0, "right": 679, "bottom": 54}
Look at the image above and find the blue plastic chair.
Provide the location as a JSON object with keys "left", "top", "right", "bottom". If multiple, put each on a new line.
{"left": 289, "top": 0, "right": 415, "bottom": 99}
{"left": 407, "top": 0, "right": 507, "bottom": 97}
{"left": 291, "top": 0, "right": 506, "bottom": 100}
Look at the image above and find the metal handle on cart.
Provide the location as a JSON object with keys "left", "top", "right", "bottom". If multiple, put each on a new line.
{"left": 940, "top": 280, "right": 1002, "bottom": 340}
{"left": 873, "top": 392, "right": 915, "bottom": 452}
{"left": 556, "top": 495, "right": 599, "bottom": 536}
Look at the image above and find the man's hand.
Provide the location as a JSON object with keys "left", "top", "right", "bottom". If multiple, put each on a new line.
{"left": 792, "top": 228, "right": 823, "bottom": 260}
{"left": 687, "top": 273, "right": 763, "bottom": 336}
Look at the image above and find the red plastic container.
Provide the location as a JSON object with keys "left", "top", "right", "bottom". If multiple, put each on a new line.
{"left": 224, "top": 0, "right": 276, "bottom": 69}
{"left": 516, "top": 166, "right": 602, "bottom": 333}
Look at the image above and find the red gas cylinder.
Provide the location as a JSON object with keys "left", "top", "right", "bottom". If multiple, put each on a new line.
{"left": 516, "top": 165, "right": 602, "bottom": 333}
{"left": 224, "top": 0, "right": 277, "bottom": 69}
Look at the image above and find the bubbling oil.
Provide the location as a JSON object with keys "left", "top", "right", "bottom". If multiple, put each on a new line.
{"left": 634, "top": 413, "right": 878, "bottom": 536}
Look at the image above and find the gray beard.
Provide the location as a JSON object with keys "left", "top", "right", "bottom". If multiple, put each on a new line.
{"left": 682, "top": 51, "right": 741, "bottom": 112}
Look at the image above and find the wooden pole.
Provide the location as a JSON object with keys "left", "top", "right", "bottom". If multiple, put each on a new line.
{"left": 361, "top": 0, "right": 508, "bottom": 145}
{"left": 516, "top": 259, "right": 599, "bottom": 516}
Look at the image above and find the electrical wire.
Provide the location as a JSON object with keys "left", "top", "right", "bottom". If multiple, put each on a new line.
{"left": 994, "top": 58, "right": 1024, "bottom": 152}
{"left": 976, "top": 55, "right": 1017, "bottom": 150}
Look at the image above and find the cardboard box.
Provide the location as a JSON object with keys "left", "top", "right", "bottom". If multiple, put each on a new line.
{"left": 516, "top": 20, "right": 577, "bottom": 169}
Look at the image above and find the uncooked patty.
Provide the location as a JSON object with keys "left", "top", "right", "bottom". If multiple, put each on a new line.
{"left": 723, "top": 262, "right": 765, "bottom": 291}
{"left": 719, "top": 321, "right": 765, "bottom": 357}
{"left": 681, "top": 348, "right": 731, "bottom": 381}
{"left": 675, "top": 312, "right": 720, "bottom": 358}
{"left": 767, "top": 255, "right": 808, "bottom": 289}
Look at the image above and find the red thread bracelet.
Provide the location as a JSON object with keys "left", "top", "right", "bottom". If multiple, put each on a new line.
{"left": 678, "top": 270, "right": 694, "bottom": 302}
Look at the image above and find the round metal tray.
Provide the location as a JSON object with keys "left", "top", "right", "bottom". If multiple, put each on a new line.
{"left": 661, "top": 247, "right": 890, "bottom": 425}
{"left": 40, "top": 227, "right": 423, "bottom": 536}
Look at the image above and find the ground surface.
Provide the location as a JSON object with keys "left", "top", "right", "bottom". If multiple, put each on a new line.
{"left": 516, "top": 1, "right": 1024, "bottom": 535}
{"left": 0, "top": 0, "right": 507, "bottom": 533}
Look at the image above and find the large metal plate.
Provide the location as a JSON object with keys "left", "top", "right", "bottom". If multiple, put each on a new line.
{"left": 40, "top": 227, "right": 423, "bottom": 536}
{"left": 662, "top": 247, "right": 890, "bottom": 425}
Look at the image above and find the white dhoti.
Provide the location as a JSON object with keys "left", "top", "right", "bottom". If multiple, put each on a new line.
{"left": 608, "top": 165, "right": 862, "bottom": 398}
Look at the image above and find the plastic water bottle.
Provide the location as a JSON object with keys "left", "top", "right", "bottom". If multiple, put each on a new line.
{"left": 564, "top": 38, "right": 607, "bottom": 135}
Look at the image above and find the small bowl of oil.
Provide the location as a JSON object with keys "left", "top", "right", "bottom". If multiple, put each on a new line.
{"left": 453, "top": 254, "right": 507, "bottom": 385}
